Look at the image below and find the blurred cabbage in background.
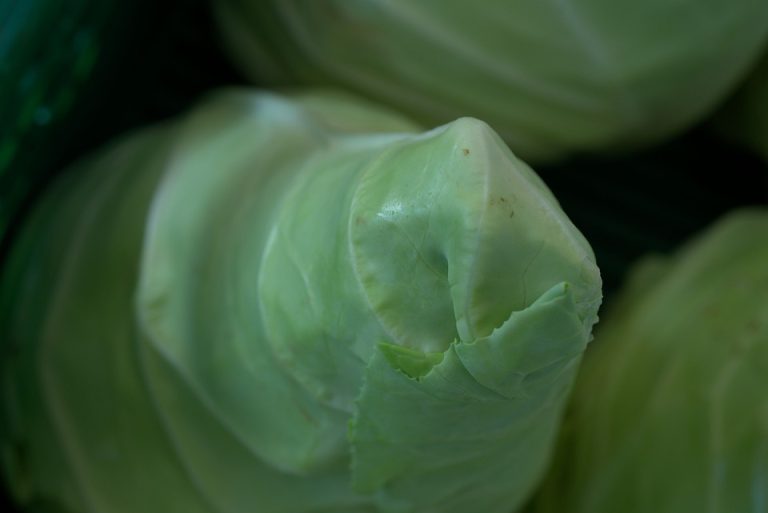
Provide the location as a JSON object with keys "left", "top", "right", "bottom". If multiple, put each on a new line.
{"left": 532, "top": 209, "right": 768, "bottom": 513}
{"left": 216, "top": 0, "right": 768, "bottom": 162}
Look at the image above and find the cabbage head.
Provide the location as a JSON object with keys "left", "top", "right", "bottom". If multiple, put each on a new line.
{"left": 0, "top": 90, "right": 602, "bottom": 513}
{"left": 215, "top": 0, "right": 768, "bottom": 162}
{"left": 533, "top": 209, "right": 768, "bottom": 513}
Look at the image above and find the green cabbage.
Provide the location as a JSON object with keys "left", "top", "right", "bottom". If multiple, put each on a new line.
{"left": 533, "top": 209, "right": 768, "bottom": 513}
{"left": 215, "top": 0, "right": 768, "bottom": 162}
{"left": 0, "top": 90, "right": 601, "bottom": 513}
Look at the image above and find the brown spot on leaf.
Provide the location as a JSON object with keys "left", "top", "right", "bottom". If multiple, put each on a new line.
{"left": 462, "top": 148, "right": 470, "bottom": 156}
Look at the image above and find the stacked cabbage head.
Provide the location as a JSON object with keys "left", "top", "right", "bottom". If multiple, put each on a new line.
{"left": 216, "top": 0, "right": 768, "bottom": 162}
{"left": 534, "top": 209, "right": 768, "bottom": 513}
{"left": 0, "top": 91, "right": 601, "bottom": 513}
